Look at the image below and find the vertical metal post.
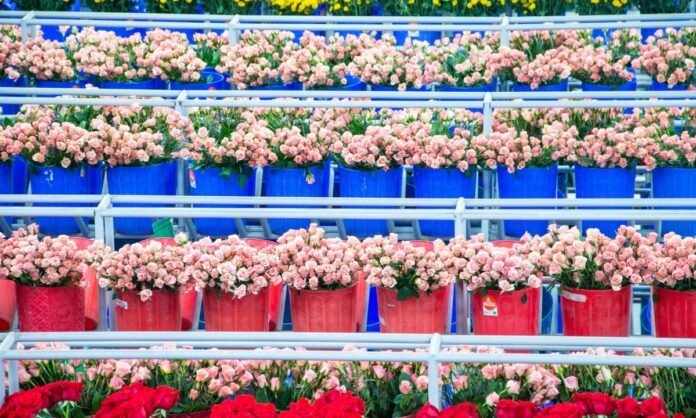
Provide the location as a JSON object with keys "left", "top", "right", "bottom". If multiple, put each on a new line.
{"left": 175, "top": 91, "right": 190, "bottom": 237}
{"left": 228, "top": 15, "right": 240, "bottom": 45}
{"left": 482, "top": 93, "right": 493, "bottom": 239}
{"left": 95, "top": 195, "right": 110, "bottom": 331}
{"left": 427, "top": 333, "right": 442, "bottom": 410}
{"left": 0, "top": 332, "right": 16, "bottom": 406}
{"left": 20, "top": 11, "right": 35, "bottom": 44}
{"left": 500, "top": 16, "right": 510, "bottom": 48}
{"left": 454, "top": 197, "right": 466, "bottom": 238}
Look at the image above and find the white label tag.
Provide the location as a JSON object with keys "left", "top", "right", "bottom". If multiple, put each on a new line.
{"left": 113, "top": 299, "right": 128, "bottom": 310}
{"left": 482, "top": 294, "right": 498, "bottom": 317}
{"left": 561, "top": 290, "right": 587, "bottom": 303}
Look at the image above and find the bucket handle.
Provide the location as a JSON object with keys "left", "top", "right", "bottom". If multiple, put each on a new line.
{"left": 560, "top": 291, "right": 587, "bottom": 303}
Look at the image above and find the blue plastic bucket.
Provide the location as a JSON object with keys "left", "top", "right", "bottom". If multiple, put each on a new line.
{"left": 652, "top": 167, "right": 696, "bottom": 236}
{"left": 247, "top": 81, "right": 303, "bottom": 99}
{"left": 189, "top": 167, "right": 255, "bottom": 236}
{"left": 12, "top": 156, "right": 29, "bottom": 195}
{"left": 337, "top": 165, "right": 403, "bottom": 237}
{"left": 100, "top": 79, "right": 157, "bottom": 90}
{"left": 497, "top": 165, "right": 558, "bottom": 237}
{"left": 413, "top": 167, "right": 476, "bottom": 237}
{"left": 581, "top": 69, "right": 637, "bottom": 92}
{"left": 652, "top": 80, "right": 690, "bottom": 91}
{"left": 392, "top": 28, "right": 441, "bottom": 45}
{"left": 0, "top": 77, "right": 23, "bottom": 116}
{"left": 107, "top": 162, "right": 177, "bottom": 235}
{"left": 170, "top": 69, "right": 226, "bottom": 91}
{"left": 575, "top": 165, "right": 636, "bottom": 236}
{"left": 437, "top": 81, "right": 497, "bottom": 113}
{"left": 0, "top": 162, "right": 11, "bottom": 194}
{"left": 512, "top": 80, "right": 568, "bottom": 92}
{"left": 263, "top": 165, "right": 326, "bottom": 235}
{"left": 308, "top": 75, "right": 366, "bottom": 91}
{"left": 35, "top": 79, "right": 86, "bottom": 90}
{"left": 30, "top": 165, "right": 96, "bottom": 235}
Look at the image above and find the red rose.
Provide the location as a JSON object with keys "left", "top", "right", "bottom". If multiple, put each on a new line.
{"left": 639, "top": 397, "right": 668, "bottom": 416}
{"left": 673, "top": 414, "right": 686, "bottom": 418}
{"left": 535, "top": 403, "right": 583, "bottom": 418}
{"left": 573, "top": 392, "right": 616, "bottom": 416}
{"left": 152, "top": 386, "right": 180, "bottom": 411}
{"left": 441, "top": 402, "right": 479, "bottom": 418}
{"left": 616, "top": 397, "right": 641, "bottom": 418}
{"left": 43, "top": 381, "right": 84, "bottom": 404}
{"left": 1, "top": 388, "right": 51, "bottom": 416}
{"left": 495, "top": 399, "right": 535, "bottom": 418}
{"left": 415, "top": 404, "right": 441, "bottom": 418}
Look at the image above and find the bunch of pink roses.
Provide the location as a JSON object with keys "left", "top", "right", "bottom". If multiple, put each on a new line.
{"left": 448, "top": 234, "right": 540, "bottom": 293}
{"left": 0, "top": 25, "right": 22, "bottom": 81}
{"left": 0, "top": 224, "right": 88, "bottom": 288}
{"left": 397, "top": 121, "right": 478, "bottom": 172}
{"left": 144, "top": 29, "right": 206, "bottom": 83}
{"left": 646, "top": 130, "right": 696, "bottom": 168}
{"left": 425, "top": 34, "right": 500, "bottom": 88}
{"left": 10, "top": 38, "right": 77, "bottom": 82}
{"left": 569, "top": 44, "right": 635, "bottom": 86}
{"left": 0, "top": 105, "right": 106, "bottom": 168}
{"left": 330, "top": 125, "right": 406, "bottom": 171}
{"left": 88, "top": 234, "right": 191, "bottom": 301}
{"left": 647, "top": 233, "right": 696, "bottom": 291}
{"left": 279, "top": 32, "right": 373, "bottom": 89}
{"left": 349, "top": 38, "right": 432, "bottom": 90}
{"left": 66, "top": 29, "right": 150, "bottom": 83}
{"left": 216, "top": 30, "right": 298, "bottom": 89}
{"left": 633, "top": 28, "right": 696, "bottom": 88}
{"left": 271, "top": 224, "right": 362, "bottom": 291}
{"left": 567, "top": 126, "right": 657, "bottom": 169}
{"left": 358, "top": 235, "right": 455, "bottom": 299}
{"left": 193, "top": 31, "right": 229, "bottom": 68}
{"left": 182, "top": 235, "right": 280, "bottom": 299}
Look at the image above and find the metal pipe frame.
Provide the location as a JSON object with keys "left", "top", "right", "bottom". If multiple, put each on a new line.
{"left": 1, "top": 332, "right": 695, "bottom": 409}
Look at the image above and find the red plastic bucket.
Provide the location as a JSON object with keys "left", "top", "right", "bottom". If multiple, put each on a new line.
{"left": 289, "top": 283, "right": 362, "bottom": 332}
{"left": 16, "top": 285, "right": 85, "bottom": 332}
{"left": 243, "top": 238, "right": 282, "bottom": 331}
{"left": 70, "top": 237, "right": 99, "bottom": 330}
{"left": 377, "top": 286, "right": 450, "bottom": 334}
{"left": 115, "top": 289, "right": 182, "bottom": 331}
{"left": 653, "top": 287, "right": 696, "bottom": 338}
{"left": 0, "top": 279, "right": 16, "bottom": 331}
{"left": 471, "top": 287, "right": 541, "bottom": 335}
{"left": 408, "top": 240, "right": 435, "bottom": 251}
{"left": 203, "top": 287, "right": 270, "bottom": 332}
{"left": 492, "top": 240, "right": 521, "bottom": 248}
{"left": 139, "top": 238, "right": 195, "bottom": 330}
{"left": 561, "top": 286, "right": 631, "bottom": 336}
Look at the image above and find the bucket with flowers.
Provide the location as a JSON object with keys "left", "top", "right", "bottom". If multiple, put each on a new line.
{"left": 360, "top": 235, "right": 454, "bottom": 333}
{"left": 571, "top": 31, "right": 639, "bottom": 93}
{"left": 90, "top": 234, "right": 191, "bottom": 331}
{"left": 185, "top": 235, "right": 282, "bottom": 332}
{"left": 99, "top": 105, "right": 190, "bottom": 235}
{"left": 256, "top": 107, "right": 331, "bottom": 235}
{"left": 11, "top": 38, "right": 85, "bottom": 88}
{"left": 0, "top": 105, "right": 105, "bottom": 234}
{"left": 633, "top": 28, "right": 695, "bottom": 91}
{"left": 272, "top": 225, "right": 365, "bottom": 333}
{"left": 0, "top": 224, "right": 87, "bottom": 332}
{"left": 403, "top": 122, "right": 478, "bottom": 238}
{"left": 500, "top": 31, "right": 571, "bottom": 92}
{"left": 540, "top": 225, "right": 652, "bottom": 337}
{"left": 475, "top": 123, "right": 566, "bottom": 237}
{"left": 450, "top": 235, "right": 543, "bottom": 336}
{"left": 646, "top": 233, "right": 696, "bottom": 338}
{"left": 176, "top": 107, "right": 264, "bottom": 236}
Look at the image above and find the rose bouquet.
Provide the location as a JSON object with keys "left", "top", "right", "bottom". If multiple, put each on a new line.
{"left": 474, "top": 124, "right": 568, "bottom": 173}
{"left": 448, "top": 235, "right": 540, "bottom": 293}
{"left": 89, "top": 234, "right": 191, "bottom": 301}
{"left": 567, "top": 126, "right": 657, "bottom": 169}
{"left": 499, "top": 31, "right": 571, "bottom": 89}
{"left": 633, "top": 29, "right": 696, "bottom": 88}
{"left": 95, "top": 105, "right": 192, "bottom": 167}
{"left": 0, "top": 224, "right": 87, "bottom": 288}
{"left": 399, "top": 121, "right": 478, "bottom": 172}
{"left": 648, "top": 233, "right": 696, "bottom": 291}
{"left": 183, "top": 235, "right": 279, "bottom": 298}
{"left": 66, "top": 29, "right": 151, "bottom": 83}
{"left": 570, "top": 44, "right": 635, "bottom": 87}
{"left": 176, "top": 107, "right": 271, "bottom": 181}
{"left": 193, "top": 32, "right": 229, "bottom": 69}
{"left": 330, "top": 125, "right": 406, "bottom": 171}
{"left": 94, "top": 382, "right": 180, "bottom": 418}
{"left": 211, "top": 395, "right": 277, "bottom": 418}
{"left": 649, "top": 130, "right": 696, "bottom": 168}
{"left": 359, "top": 235, "right": 455, "bottom": 300}
{"left": 272, "top": 224, "right": 362, "bottom": 291}
{"left": 144, "top": 29, "right": 206, "bottom": 83}
{"left": 280, "top": 390, "right": 365, "bottom": 418}
{"left": 0, "top": 25, "right": 22, "bottom": 82}
{"left": 279, "top": 32, "right": 372, "bottom": 89}
{"left": 426, "top": 35, "right": 500, "bottom": 88}
{"left": 349, "top": 38, "right": 432, "bottom": 90}
{"left": 0, "top": 105, "right": 105, "bottom": 169}
{"left": 216, "top": 30, "right": 298, "bottom": 89}
{"left": 0, "top": 381, "right": 83, "bottom": 418}
{"left": 10, "top": 39, "right": 78, "bottom": 82}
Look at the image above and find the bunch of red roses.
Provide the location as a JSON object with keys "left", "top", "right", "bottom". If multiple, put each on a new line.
{"left": 416, "top": 402, "right": 480, "bottom": 418}
{"left": 94, "top": 382, "right": 180, "bottom": 418}
{"left": 535, "top": 394, "right": 685, "bottom": 418}
{"left": 210, "top": 395, "right": 277, "bottom": 418}
{"left": 279, "top": 390, "right": 365, "bottom": 418}
{"left": 0, "top": 381, "right": 83, "bottom": 418}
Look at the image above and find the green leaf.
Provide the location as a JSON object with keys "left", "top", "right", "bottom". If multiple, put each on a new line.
{"left": 397, "top": 287, "right": 412, "bottom": 301}
{"left": 521, "top": 292, "right": 528, "bottom": 305}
